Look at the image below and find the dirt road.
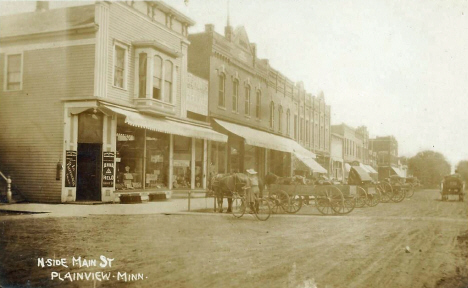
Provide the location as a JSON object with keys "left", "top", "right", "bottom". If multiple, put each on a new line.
{"left": 1, "top": 189, "right": 467, "bottom": 288}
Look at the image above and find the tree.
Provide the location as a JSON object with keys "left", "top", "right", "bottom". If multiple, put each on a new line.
{"left": 408, "top": 150, "right": 451, "bottom": 187}
{"left": 456, "top": 160, "right": 468, "bottom": 183}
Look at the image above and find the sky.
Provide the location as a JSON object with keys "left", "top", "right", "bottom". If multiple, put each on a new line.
{"left": 1, "top": 0, "right": 467, "bottom": 167}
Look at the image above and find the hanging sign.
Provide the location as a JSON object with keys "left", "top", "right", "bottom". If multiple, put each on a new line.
{"left": 65, "top": 150, "right": 77, "bottom": 187}
{"left": 102, "top": 152, "right": 115, "bottom": 187}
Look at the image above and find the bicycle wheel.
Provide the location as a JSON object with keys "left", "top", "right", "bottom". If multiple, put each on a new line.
{"left": 366, "top": 186, "right": 380, "bottom": 207}
{"left": 286, "top": 194, "right": 303, "bottom": 214}
{"left": 254, "top": 198, "right": 271, "bottom": 221}
{"left": 390, "top": 186, "right": 406, "bottom": 203}
{"left": 355, "top": 186, "right": 368, "bottom": 208}
{"left": 379, "top": 182, "right": 392, "bottom": 203}
{"left": 231, "top": 195, "right": 246, "bottom": 218}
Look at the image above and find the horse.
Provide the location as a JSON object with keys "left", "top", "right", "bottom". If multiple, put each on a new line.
{"left": 210, "top": 173, "right": 265, "bottom": 213}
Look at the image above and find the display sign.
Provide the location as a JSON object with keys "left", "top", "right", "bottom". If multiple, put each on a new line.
{"left": 186, "top": 73, "right": 208, "bottom": 116}
{"left": 102, "top": 152, "right": 115, "bottom": 187}
{"left": 65, "top": 150, "right": 77, "bottom": 188}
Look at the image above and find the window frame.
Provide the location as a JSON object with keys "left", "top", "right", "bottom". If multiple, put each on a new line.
{"left": 244, "top": 85, "right": 251, "bottom": 116}
{"left": 113, "top": 42, "right": 128, "bottom": 90}
{"left": 269, "top": 101, "right": 275, "bottom": 129}
{"left": 3, "top": 53, "right": 23, "bottom": 92}
{"left": 255, "top": 90, "right": 261, "bottom": 118}
{"left": 232, "top": 79, "right": 239, "bottom": 113}
{"left": 218, "top": 73, "right": 226, "bottom": 108}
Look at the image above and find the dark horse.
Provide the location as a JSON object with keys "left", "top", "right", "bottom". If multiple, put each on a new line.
{"left": 210, "top": 173, "right": 265, "bottom": 213}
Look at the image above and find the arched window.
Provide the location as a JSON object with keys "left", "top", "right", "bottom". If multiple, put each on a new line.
{"left": 138, "top": 53, "right": 147, "bottom": 98}
{"left": 278, "top": 105, "right": 283, "bottom": 132}
{"left": 256, "top": 90, "right": 261, "bottom": 118}
{"left": 153, "top": 56, "right": 162, "bottom": 100}
{"left": 218, "top": 73, "right": 225, "bottom": 107}
{"left": 270, "top": 101, "right": 275, "bottom": 129}
{"left": 286, "top": 109, "right": 290, "bottom": 135}
{"left": 164, "top": 60, "right": 173, "bottom": 103}
{"left": 245, "top": 85, "right": 251, "bottom": 116}
{"left": 232, "top": 79, "right": 239, "bottom": 112}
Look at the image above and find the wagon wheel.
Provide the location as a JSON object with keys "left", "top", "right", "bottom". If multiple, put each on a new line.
{"left": 268, "top": 190, "right": 289, "bottom": 214}
{"left": 355, "top": 187, "right": 368, "bottom": 208}
{"left": 366, "top": 186, "right": 380, "bottom": 207}
{"left": 254, "top": 198, "right": 272, "bottom": 221}
{"left": 286, "top": 194, "right": 303, "bottom": 214}
{"left": 391, "top": 186, "right": 406, "bottom": 203}
{"left": 315, "top": 186, "right": 343, "bottom": 215}
{"left": 335, "top": 194, "right": 356, "bottom": 214}
{"left": 405, "top": 184, "right": 415, "bottom": 198}
{"left": 231, "top": 195, "right": 245, "bottom": 218}
{"left": 379, "top": 182, "right": 392, "bottom": 203}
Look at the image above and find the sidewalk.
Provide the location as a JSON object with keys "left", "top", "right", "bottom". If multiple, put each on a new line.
{"left": 0, "top": 197, "right": 218, "bottom": 217}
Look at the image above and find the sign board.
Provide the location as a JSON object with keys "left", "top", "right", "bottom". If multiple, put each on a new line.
{"left": 102, "top": 152, "right": 115, "bottom": 187}
{"left": 186, "top": 73, "right": 208, "bottom": 116}
{"left": 65, "top": 150, "right": 77, "bottom": 187}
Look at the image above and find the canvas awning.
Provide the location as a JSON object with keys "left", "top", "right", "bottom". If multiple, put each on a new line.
{"left": 214, "top": 119, "right": 316, "bottom": 159}
{"left": 103, "top": 105, "right": 228, "bottom": 143}
{"left": 391, "top": 167, "right": 405, "bottom": 177}
{"left": 293, "top": 152, "right": 328, "bottom": 174}
{"left": 365, "top": 165, "right": 378, "bottom": 174}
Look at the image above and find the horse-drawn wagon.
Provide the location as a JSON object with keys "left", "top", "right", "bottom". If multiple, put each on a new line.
{"left": 266, "top": 176, "right": 355, "bottom": 215}
{"left": 345, "top": 166, "right": 381, "bottom": 207}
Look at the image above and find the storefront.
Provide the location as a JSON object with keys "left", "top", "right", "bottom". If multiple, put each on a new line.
{"left": 62, "top": 102, "right": 227, "bottom": 203}
{"left": 212, "top": 119, "right": 325, "bottom": 178}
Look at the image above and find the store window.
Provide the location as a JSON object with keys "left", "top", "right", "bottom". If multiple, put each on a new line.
{"left": 173, "top": 135, "right": 192, "bottom": 189}
{"left": 116, "top": 127, "right": 144, "bottom": 190}
{"left": 244, "top": 144, "right": 258, "bottom": 172}
{"left": 210, "top": 142, "right": 227, "bottom": 177}
{"left": 5, "top": 54, "right": 22, "bottom": 91}
{"left": 194, "top": 139, "right": 204, "bottom": 188}
{"left": 145, "top": 131, "right": 169, "bottom": 189}
{"left": 230, "top": 140, "right": 241, "bottom": 173}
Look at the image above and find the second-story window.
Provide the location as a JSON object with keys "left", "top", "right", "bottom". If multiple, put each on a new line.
{"left": 232, "top": 80, "right": 239, "bottom": 112}
{"left": 138, "top": 53, "right": 147, "bottom": 98}
{"left": 269, "top": 101, "right": 275, "bottom": 129}
{"left": 5, "top": 54, "right": 22, "bottom": 91}
{"left": 114, "top": 44, "right": 127, "bottom": 89}
{"left": 286, "top": 109, "right": 290, "bottom": 136}
{"left": 164, "top": 60, "right": 173, "bottom": 103}
{"left": 278, "top": 105, "right": 283, "bottom": 133}
{"left": 153, "top": 56, "right": 162, "bottom": 100}
{"left": 218, "top": 73, "right": 225, "bottom": 107}
{"left": 256, "top": 90, "right": 261, "bottom": 118}
{"left": 245, "top": 86, "right": 251, "bottom": 116}
{"left": 294, "top": 115, "right": 298, "bottom": 140}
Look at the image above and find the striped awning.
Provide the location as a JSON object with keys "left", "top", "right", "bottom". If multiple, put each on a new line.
{"left": 103, "top": 105, "right": 228, "bottom": 143}
{"left": 293, "top": 152, "right": 328, "bottom": 174}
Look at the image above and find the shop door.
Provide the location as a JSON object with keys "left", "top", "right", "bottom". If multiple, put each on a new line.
{"left": 76, "top": 143, "right": 102, "bottom": 201}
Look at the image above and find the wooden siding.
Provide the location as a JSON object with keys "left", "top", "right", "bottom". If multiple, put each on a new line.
{"left": 106, "top": 3, "right": 184, "bottom": 117}
{"left": 0, "top": 45, "right": 95, "bottom": 202}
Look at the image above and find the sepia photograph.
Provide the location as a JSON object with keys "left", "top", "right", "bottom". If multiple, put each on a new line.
{"left": 0, "top": 0, "right": 467, "bottom": 287}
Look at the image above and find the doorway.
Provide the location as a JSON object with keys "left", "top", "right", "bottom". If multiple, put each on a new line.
{"left": 76, "top": 143, "right": 102, "bottom": 201}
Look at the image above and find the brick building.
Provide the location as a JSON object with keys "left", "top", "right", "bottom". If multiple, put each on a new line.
{"left": 369, "top": 135, "right": 403, "bottom": 179}
{"left": 188, "top": 23, "right": 329, "bottom": 178}
{"left": 0, "top": 1, "right": 228, "bottom": 203}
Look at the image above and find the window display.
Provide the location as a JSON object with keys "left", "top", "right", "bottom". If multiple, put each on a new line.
{"left": 145, "top": 131, "right": 169, "bottom": 189}
{"left": 173, "top": 135, "right": 192, "bottom": 189}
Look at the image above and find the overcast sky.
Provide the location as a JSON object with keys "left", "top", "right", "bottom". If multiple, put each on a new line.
{"left": 1, "top": 0, "right": 467, "bottom": 167}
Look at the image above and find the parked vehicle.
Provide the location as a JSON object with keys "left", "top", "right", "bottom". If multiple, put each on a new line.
{"left": 440, "top": 175, "right": 465, "bottom": 201}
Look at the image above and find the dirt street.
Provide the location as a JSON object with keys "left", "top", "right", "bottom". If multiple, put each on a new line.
{"left": 1, "top": 189, "right": 467, "bottom": 288}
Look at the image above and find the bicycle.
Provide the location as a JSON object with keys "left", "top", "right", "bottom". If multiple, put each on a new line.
{"left": 231, "top": 187, "right": 272, "bottom": 221}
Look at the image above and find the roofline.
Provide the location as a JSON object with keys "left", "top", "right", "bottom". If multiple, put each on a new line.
{"left": 0, "top": 23, "right": 99, "bottom": 43}
{"left": 150, "top": 1, "right": 196, "bottom": 26}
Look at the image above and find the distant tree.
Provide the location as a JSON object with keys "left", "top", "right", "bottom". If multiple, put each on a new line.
{"left": 408, "top": 150, "right": 451, "bottom": 187}
{"left": 456, "top": 160, "right": 468, "bottom": 183}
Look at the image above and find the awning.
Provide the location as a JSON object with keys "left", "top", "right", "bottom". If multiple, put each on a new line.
{"left": 104, "top": 105, "right": 228, "bottom": 143}
{"left": 365, "top": 165, "right": 378, "bottom": 174}
{"left": 214, "top": 119, "right": 316, "bottom": 159}
{"left": 358, "top": 163, "right": 371, "bottom": 173}
{"left": 345, "top": 163, "right": 351, "bottom": 173}
{"left": 293, "top": 152, "right": 328, "bottom": 174}
{"left": 391, "top": 167, "right": 405, "bottom": 177}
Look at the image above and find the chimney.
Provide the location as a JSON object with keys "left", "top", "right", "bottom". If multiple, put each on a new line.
{"left": 205, "top": 24, "right": 214, "bottom": 33}
{"left": 225, "top": 25, "right": 233, "bottom": 42}
{"left": 36, "top": 1, "right": 49, "bottom": 12}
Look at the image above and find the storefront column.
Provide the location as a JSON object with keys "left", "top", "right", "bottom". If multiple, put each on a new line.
{"left": 203, "top": 139, "right": 207, "bottom": 189}
{"left": 191, "top": 137, "right": 196, "bottom": 189}
{"left": 168, "top": 134, "right": 173, "bottom": 189}
{"left": 265, "top": 149, "right": 269, "bottom": 174}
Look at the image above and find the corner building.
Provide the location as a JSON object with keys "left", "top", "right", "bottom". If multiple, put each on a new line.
{"left": 0, "top": 2, "right": 227, "bottom": 203}
{"left": 188, "top": 24, "right": 329, "bottom": 178}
